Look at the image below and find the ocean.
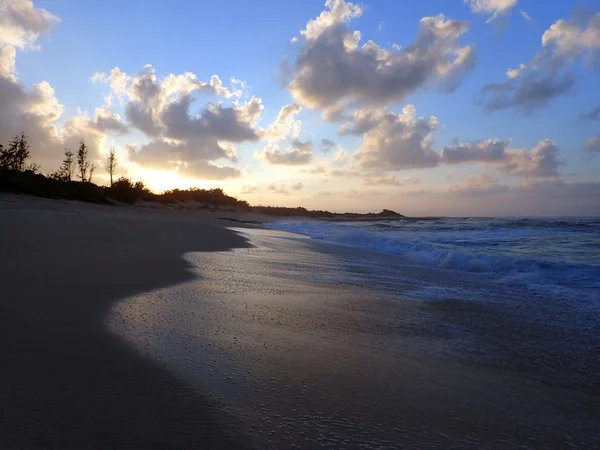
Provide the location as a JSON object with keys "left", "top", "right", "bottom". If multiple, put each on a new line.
{"left": 266, "top": 217, "right": 600, "bottom": 306}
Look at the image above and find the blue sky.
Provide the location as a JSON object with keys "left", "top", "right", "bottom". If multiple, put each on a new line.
{"left": 2, "top": 0, "right": 600, "bottom": 215}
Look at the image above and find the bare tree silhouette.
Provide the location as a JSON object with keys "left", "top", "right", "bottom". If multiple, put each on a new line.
{"left": 77, "top": 139, "right": 90, "bottom": 182}
{"left": 106, "top": 146, "right": 118, "bottom": 186}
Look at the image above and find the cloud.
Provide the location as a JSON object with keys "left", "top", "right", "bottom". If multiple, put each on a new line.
{"left": 440, "top": 139, "right": 510, "bottom": 164}
{"left": 93, "top": 64, "right": 263, "bottom": 178}
{"left": 320, "top": 138, "right": 335, "bottom": 152}
{"left": 301, "top": 0, "right": 362, "bottom": 41}
{"left": 586, "top": 136, "right": 600, "bottom": 153}
{"left": 441, "top": 138, "right": 562, "bottom": 178}
{"left": 177, "top": 160, "right": 242, "bottom": 180}
{"left": 301, "top": 162, "right": 329, "bottom": 174}
{"left": 92, "top": 107, "right": 129, "bottom": 134}
{"left": 480, "top": 13, "right": 600, "bottom": 112}
{"left": 256, "top": 138, "right": 314, "bottom": 165}
{"left": 0, "top": 0, "right": 59, "bottom": 52}
{"left": 520, "top": 10, "right": 532, "bottom": 22}
{"left": 287, "top": 1, "right": 475, "bottom": 116}
{"left": 581, "top": 104, "right": 600, "bottom": 120}
{"left": 292, "top": 182, "right": 304, "bottom": 190}
{"left": 267, "top": 183, "right": 289, "bottom": 195}
{"left": 127, "top": 139, "right": 241, "bottom": 180}
{"left": 240, "top": 185, "right": 257, "bottom": 194}
{"left": 354, "top": 105, "right": 440, "bottom": 170}
{"left": 160, "top": 95, "right": 262, "bottom": 143}
{"left": 362, "top": 172, "right": 420, "bottom": 186}
{"left": 447, "top": 173, "right": 510, "bottom": 195}
{"left": 0, "top": 1, "right": 121, "bottom": 172}
{"left": 465, "top": 0, "right": 518, "bottom": 23}
{"left": 264, "top": 103, "right": 302, "bottom": 141}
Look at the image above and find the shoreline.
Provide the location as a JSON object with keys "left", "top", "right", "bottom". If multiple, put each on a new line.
{"left": 111, "top": 227, "right": 600, "bottom": 448}
{"left": 0, "top": 194, "right": 254, "bottom": 449}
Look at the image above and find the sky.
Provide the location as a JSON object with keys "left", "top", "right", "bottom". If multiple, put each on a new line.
{"left": 1, "top": 0, "right": 600, "bottom": 216}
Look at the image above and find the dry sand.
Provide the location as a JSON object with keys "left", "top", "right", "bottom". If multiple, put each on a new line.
{"left": 0, "top": 194, "right": 253, "bottom": 449}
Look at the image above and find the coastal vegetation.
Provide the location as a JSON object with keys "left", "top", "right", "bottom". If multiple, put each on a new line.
{"left": 0, "top": 133, "right": 402, "bottom": 218}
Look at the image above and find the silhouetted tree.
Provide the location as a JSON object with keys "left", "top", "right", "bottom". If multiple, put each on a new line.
{"left": 88, "top": 163, "right": 95, "bottom": 183}
{"left": 25, "top": 162, "right": 41, "bottom": 173}
{"left": 62, "top": 149, "right": 74, "bottom": 181}
{"left": 105, "top": 146, "right": 117, "bottom": 186}
{"left": 77, "top": 139, "right": 89, "bottom": 182}
{"left": 15, "top": 132, "right": 30, "bottom": 172}
{"left": 0, "top": 143, "right": 12, "bottom": 169}
{"left": 1, "top": 135, "right": 19, "bottom": 170}
{"left": 50, "top": 149, "right": 74, "bottom": 181}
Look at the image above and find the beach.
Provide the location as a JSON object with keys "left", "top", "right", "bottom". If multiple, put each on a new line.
{"left": 1, "top": 194, "right": 599, "bottom": 449}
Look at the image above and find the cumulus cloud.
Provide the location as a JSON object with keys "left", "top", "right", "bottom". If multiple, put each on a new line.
{"left": 441, "top": 138, "right": 562, "bottom": 178}
{"left": 0, "top": 0, "right": 120, "bottom": 171}
{"left": 256, "top": 139, "right": 314, "bottom": 165}
{"left": 0, "top": 0, "right": 59, "bottom": 52}
{"left": 465, "top": 0, "right": 518, "bottom": 23}
{"left": 264, "top": 103, "right": 302, "bottom": 141}
{"left": 586, "top": 136, "right": 600, "bottom": 153}
{"left": 354, "top": 105, "right": 440, "bottom": 170}
{"left": 92, "top": 107, "right": 129, "bottom": 134}
{"left": 287, "top": 0, "right": 475, "bottom": 117}
{"left": 92, "top": 64, "right": 265, "bottom": 179}
{"left": 480, "top": 13, "right": 600, "bottom": 111}
{"left": 440, "top": 139, "right": 510, "bottom": 164}
{"left": 292, "top": 182, "right": 304, "bottom": 190}
{"left": 126, "top": 140, "right": 241, "bottom": 180}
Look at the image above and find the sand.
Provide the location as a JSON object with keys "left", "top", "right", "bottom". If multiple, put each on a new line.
{"left": 0, "top": 194, "right": 253, "bottom": 449}
{"left": 1, "top": 194, "right": 599, "bottom": 449}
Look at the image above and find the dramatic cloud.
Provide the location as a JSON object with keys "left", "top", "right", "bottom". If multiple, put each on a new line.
{"left": 0, "top": 0, "right": 120, "bottom": 172}
{"left": 287, "top": 0, "right": 475, "bottom": 117}
{"left": 480, "top": 13, "right": 600, "bottom": 111}
{"left": 92, "top": 64, "right": 265, "bottom": 179}
{"left": 586, "top": 136, "right": 600, "bottom": 153}
{"left": 354, "top": 105, "right": 440, "bottom": 170}
{"left": 256, "top": 139, "right": 314, "bottom": 165}
{"left": 465, "top": 0, "right": 518, "bottom": 23}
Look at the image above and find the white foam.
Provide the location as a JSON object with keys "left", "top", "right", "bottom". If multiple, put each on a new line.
{"left": 266, "top": 220, "right": 600, "bottom": 305}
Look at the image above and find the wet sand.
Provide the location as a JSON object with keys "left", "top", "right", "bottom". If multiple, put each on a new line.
{"left": 2, "top": 194, "right": 599, "bottom": 449}
{"left": 0, "top": 195, "right": 253, "bottom": 449}
{"left": 111, "top": 228, "right": 600, "bottom": 448}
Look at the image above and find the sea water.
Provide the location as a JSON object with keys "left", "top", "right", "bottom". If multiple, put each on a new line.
{"left": 266, "top": 217, "right": 600, "bottom": 305}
